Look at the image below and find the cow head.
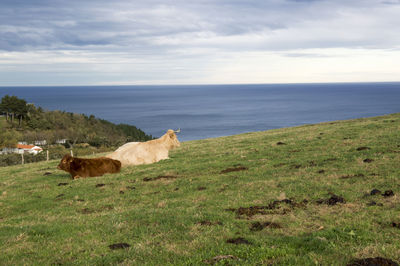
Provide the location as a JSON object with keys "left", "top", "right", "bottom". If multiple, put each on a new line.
{"left": 165, "top": 129, "right": 181, "bottom": 149}
{"left": 57, "top": 154, "right": 73, "bottom": 171}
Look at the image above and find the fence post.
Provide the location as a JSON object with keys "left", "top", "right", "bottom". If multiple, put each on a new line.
{"left": 21, "top": 153, "right": 24, "bottom": 165}
{"left": 47, "top": 150, "right": 49, "bottom": 161}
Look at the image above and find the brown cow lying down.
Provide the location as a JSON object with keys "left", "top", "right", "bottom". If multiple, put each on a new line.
{"left": 106, "top": 129, "right": 181, "bottom": 167}
{"left": 57, "top": 154, "right": 121, "bottom": 179}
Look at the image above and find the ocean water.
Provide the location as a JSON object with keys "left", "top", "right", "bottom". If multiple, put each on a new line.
{"left": 0, "top": 82, "right": 399, "bottom": 141}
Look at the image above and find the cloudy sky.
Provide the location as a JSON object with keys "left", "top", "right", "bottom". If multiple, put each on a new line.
{"left": 0, "top": 0, "right": 399, "bottom": 86}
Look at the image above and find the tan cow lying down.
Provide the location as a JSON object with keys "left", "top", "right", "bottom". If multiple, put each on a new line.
{"left": 106, "top": 129, "right": 181, "bottom": 166}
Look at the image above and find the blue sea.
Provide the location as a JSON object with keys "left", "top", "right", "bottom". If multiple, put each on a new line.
{"left": 0, "top": 82, "right": 399, "bottom": 141}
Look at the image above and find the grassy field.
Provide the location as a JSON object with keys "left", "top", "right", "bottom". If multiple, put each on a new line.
{"left": 1, "top": 113, "right": 400, "bottom": 265}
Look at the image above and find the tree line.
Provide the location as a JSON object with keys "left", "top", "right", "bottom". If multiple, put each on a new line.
{"left": 0, "top": 95, "right": 153, "bottom": 150}
{"left": 0, "top": 95, "right": 29, "bottom": 126}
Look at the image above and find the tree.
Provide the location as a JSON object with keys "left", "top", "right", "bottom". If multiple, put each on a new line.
{"left": 0, "top": 95, "right": 28, "bottom": 126}
{"left": 15, "top": 97, "right": 28, "bottom": 126}
{"left": 0, "top": 130, "right": 20, "bottom": 149}
{"left": 0, "top": 95, "right": 12, "bottom": 121}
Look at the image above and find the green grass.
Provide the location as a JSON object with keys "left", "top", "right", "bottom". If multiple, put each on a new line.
{"left": 1, "top": 113, "right": 400, "bottom": 265}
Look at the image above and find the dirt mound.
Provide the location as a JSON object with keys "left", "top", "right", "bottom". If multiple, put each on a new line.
{"left": 226, "top": 237, "right": 252, "bottom": 245}
{"left": 357, "top": 147, "right": 371, "bottom": 151}
{"left": 370, "top": 189, "right": 381, "bottom": 195}
{"left": 143, "top": 175, "right": 177, "bottom": 182}
{"left": 250, "top": 221, "right": 282, "bottom": 231}
{"left": 227, "top": 199, "right": 307, "bottom": 217}
{"left": 363, "top": 158, "right": 374, "bottom": 163}
{"left": 108, "top": 243, "right": 130, "bottom": 250}
{"left": 382, "top": 190, "right": 394, "bottom": 197}
{"left": 316, "top": 194, "right": 345, "bottom": 205}
{"left": 347, "top": 257, "right": 398, "bottom": 266}
{"left": 392, "top": 222, "right": 400, "bottom": 229}
{"left": 220, "top": 166, "right": 248, "bottom": 174}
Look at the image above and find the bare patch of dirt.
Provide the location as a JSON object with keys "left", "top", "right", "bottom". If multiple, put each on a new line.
{"left": 363, "top": 158, "right": 374, "bottom": 163}
{"left": 204, "top": 255, "right": 239, "bottom": 264}
{"left": 197, "top": 186, "right": 206, "bottom": 191}
{"left": 357, "top": 147, "right": 371, "bottom": 151}
{"left": 347, "top": 257, "right": 399, "bottom": 266}
{"left": 220, "top": 166, "right": 248, "bottom": 174}
{"left": 197, "top": 220, "right": 222, "bottom": 226}
{"left": 143, "top": 175, "right": 177, "bottom": 182}
{"left": 316, "top": 194, "right": 345, "bottom": 205}
{"left": 340, "top": 174, "right": 365, "bottom": 179}
{"left": 58, "top": 183, "right": 68, "bottom": 186}
{"left": 108, "top": 243, "right": 131, "bottom": 250}
{"left": 250, "top": 221, "right": 282, "bottom": 231}
{"left": 78, "top": 208, "right": 94, "bottom": 214}
{"left": 95, "top": 183, "right": 105, "bottom": 188}
{"left": 226, "top": 237, "right": 252, "bottom": 245}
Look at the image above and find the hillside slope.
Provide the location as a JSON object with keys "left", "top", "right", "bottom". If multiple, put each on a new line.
{"left": 0, "top": 113, "right": 399, "bottom": 265}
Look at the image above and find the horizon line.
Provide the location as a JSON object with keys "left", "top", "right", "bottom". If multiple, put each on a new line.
{"left": 1, "top": 80, "right": 400, "bottom": 88}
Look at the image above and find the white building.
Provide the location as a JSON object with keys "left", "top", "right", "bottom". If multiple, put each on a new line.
{"left": 1, "top": 144, "right": 43, "bottom": 155}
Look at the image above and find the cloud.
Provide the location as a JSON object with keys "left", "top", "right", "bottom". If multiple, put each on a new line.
{"left": 0, "top": 0, "right": 399, "bottom": 85}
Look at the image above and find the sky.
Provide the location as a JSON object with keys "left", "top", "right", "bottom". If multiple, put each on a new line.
{"left": 0, "top": 0, "right": 400, "bottom": 86}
